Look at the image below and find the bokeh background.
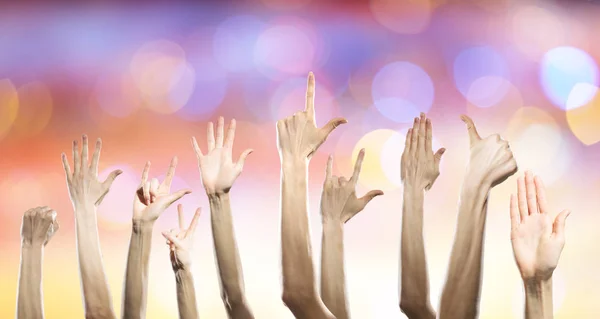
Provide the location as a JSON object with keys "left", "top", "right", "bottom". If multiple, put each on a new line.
{"left": 1, "top": 0, "right": 600, "bottom": 317}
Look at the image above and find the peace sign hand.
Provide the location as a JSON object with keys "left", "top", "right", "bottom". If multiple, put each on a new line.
{"left": 162, "top": 204, "right": 202, "bottom": 271}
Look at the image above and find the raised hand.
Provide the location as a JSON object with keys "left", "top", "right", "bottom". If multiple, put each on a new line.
{"left": 162, "top": 204, "right": 201, "bottom": 271}
{"left": 133, "top": 158, "right": 191, "bottom": 222}
{"left": 21, "top": 206, "right": 59, "bottom": 247}
{"left": 192, "top": 117, "right": 253, "bottom": 195}
{"left": 461, "top": 115, "right": 517, "bottom": 187}
{"left": 276, "top": 72, "right": 347, "bottom": 160}
{"left": 511, "top": 172, "right": 570, "bottom": 281}
{"left": 401, "top": 113, "right": 446, "bottom": 191}
{"left": 62, "top": 135, "right": 122, "bottom": 209}
{"left": 321, "top": 150, "right": 384, "bottom": 223}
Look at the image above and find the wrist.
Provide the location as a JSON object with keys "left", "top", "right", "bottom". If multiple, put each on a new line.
{"left": 281, "top": 156, "right": 308, "bottom": 170}
{"left": 524, "top": 277, "right": 552, "bottom": 297}
{"left": 207, "top": 192, "right": 229, "bottom": 201}
{"left": 132, "top": 219, "right": 154, "bottom": 233}
{"left": 21, "top": 241, "right": 43, "bottom": 250}
{"left": 322, "top": 215, "right": 344, "bottom": 228}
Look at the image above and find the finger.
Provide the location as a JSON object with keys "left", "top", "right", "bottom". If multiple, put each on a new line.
{"left": 359, "top": 190, "right": 384, "bottom": 209}
{"left": 319, "top": 117, "right": 348, "bottom": 140}
{"left": 404, "top": 128, "right": 412, "bottom": 154}
{"left": 216, "top": 116, "right": 225, "bottom": 148}
{"left": 207, "top": 122, "right": 215, "bottom": 151}
{"left": 188, "top": 207, "right": 202, "bottom": 235}
{"left": 73, "top": 140, "right": 80, "bottom": 175}
{"left": 162, "top": 189, "right": 192, "bottom": 208}
{"left": 90, "top": 138, "right": 102, "bottom": 176}
{"left": 164, "top": 156, "right": 178, "bottom": 189}
{"left": 410, "top": 117, "right": 419, "bottom": 155}
{"left": 140, "top": 161, "right": 151, "bottom": 185}
{"left": 426, "top": 118, "right": 433, "bottom": 152}
{"left": 434, "top": 148, "right": 446, "bottom": 165}
{"left": 552, "top": 210, "right": 570, "bottom": 238}
{"left": 52, "top": 219, "right": 60, "bottom": 234}
{"left": 351, "top": 149, "right": 365, "bottom": 183}
{"left": 102, "top": 169, "right": 123, "bottom": 189}
{"left": 517, "top": 176, "right": 527, "bottom": 221}
{"left": 305, "top": 72, "right": 315, "bottom": 118}
{"left": 161, "top": 231, "right": 183, "bottom": 248}
{"left": 418, "top": 113, "right": 426, "bottom": 152}
{"left": 192, "top": 137, "right": 203, "bottom": 158}
{"left": 177, "top": 204, "right": 185, "bottom": 230}
{"left": 143, "top": 181, "right": 151, "bottom": 205}
{"left": 509, "top": 194, "right": 519, "bottom": 231}
{"left": 325, "top": 155, "right": 333, "bottom": 180}
{"left": 61, "top": 153, "right": 72, "bottom": 180}
{"left": 460, "top": 114, "right": 481, "bottom": 146}
{"left": 81, "top": 135, "right": 89, "bottom": 170}
{"left": 534, "top": 175, "right": 549, "bottom": 214}
{"left": 236, "top": 149, "right": 253, "bottom": 171}
{"left": 150, "top": 178, "right": 160, "bottom": 201}
{"left": 224, "top": 119, "right": 236, "bottom": 149}
{"left": 525, "top": 171, "right": 538, "bottom": 215}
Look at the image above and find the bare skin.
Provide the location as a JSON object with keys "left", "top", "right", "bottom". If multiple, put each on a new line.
{"left": 319, "top": 150, "right": 383, "bottom": 319}
{"left": 399, "top": 113, "right": 445, "bottom": 319}
{"left": 510, "top": 172, "right": 570, "bottom": 319}
{"left": 62, "top": 136, "right": 122, "bottom": 319}
{"left": 192, "top": 117, "right": 254, "bottom": 319}
{"left": 122, "top": 158, "right": 191, "bottom": 319}
{"left": 438, "top": 116, "right": 518, "bottom": 319}
{"left": 277, "top": 72, "right": 346, "bottom": 319}
{"left": 162, "top": 204, "right": 202, "bottom": 319}
{"left": 16, "top": 206, "right": 59, "bottom": 319}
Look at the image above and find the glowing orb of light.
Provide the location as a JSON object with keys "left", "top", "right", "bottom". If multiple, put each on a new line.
{"left": 12, "top": 82, "right": 53, "bottom": 137}
{"left": 0, "top": 79, "right": 19, "bottom": 140}
{"left": 351, "top": 129, "right": 400, "bottom": 192}
{"left": 268, "top": 77, "right": 338, "bottom": 122}
{"left": 465, "top": 79, "right": 523, "bottom": 134}
{"left": 566, "top": 83, "right": 600, "bottom": 145}
{"left": 506, "top": 107, "right": 571, "bottom": 184}
{"left": 214, "top": 15, "right": 266, "bottom": 72}
{"left": 512, "top": 268, "right": 566, "bottom": 317}
{"left": 254, "top": 22, "right": 316, "bottom": 78}
{"left": 370, "top": 0, "right": 433, "bottom": 34}
{"left": 94, "top": 73, "right": 141, "bottom": 118}
{"left": 129, "top": 39, "right": 195, "bottom": 114}
{"left": 512, "top": 6, "right": 566, "bottom": 61}
{"left": 371, "top": 61, "right": 434, "bottom": 123}
{"left": 453, "top": 46, "right": 509, "bottom": 107}
{"left": 540, "top": 46, "right": 599, "bottom": 110}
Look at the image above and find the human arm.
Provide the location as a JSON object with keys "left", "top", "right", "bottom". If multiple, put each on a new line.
{"left": 438, "top": 116, "right": 518, "bottom": 319}
{"left": 319, "top": 150, "right": 383, "bottom": 319}
{"left": 16, "top": 206, "right": 59, "bottom": 319}
{"left": 192, "top": 117, "right": 254, "bottom": 318}
{"left": 278, "top": 72, "right": 347, "bottom": 319}
{"left": 399, "top": 114, "right": 445, "bottom": 319}
{"left": 510, "top": 172, "right": 570, "bottom": 319}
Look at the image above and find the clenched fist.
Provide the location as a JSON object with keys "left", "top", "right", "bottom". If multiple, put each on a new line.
{"left": 21, "top": 206, "right": 59, "bottom": 247}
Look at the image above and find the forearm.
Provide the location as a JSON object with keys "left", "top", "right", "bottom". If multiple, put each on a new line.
{"left": 280, "top": 158, "right": 333, "bottom": 319}
{"left": 524, "top": 278, "right": 553, "bottom": 319}
{"left": 208, "top": 193, "right": 253, "bottom": 318}
{"left": 439, "top": 178, "right": 489, "bottom": 319}
{"left": 74, "top": 205, "right": 116, "bottom": 319}
{"left": 17, "top": 244, "right": 44, "bottom": 319}
{"left": 174, "top": 269, "right": 200, "bottom": 319}
{"left": 400, "top": 186, "right": 435, "bottom": 319}
{"left": 122, "top": 220, "right": 154, "bottom": 319}
{"left": 320, "top": 219, "right": 349, "bottom": 319}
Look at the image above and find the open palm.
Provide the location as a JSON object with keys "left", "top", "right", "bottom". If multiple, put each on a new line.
{"left": 192, "top": 117, "right": 253, "bottom": 195}
{"left": 510, "top": 172, "right": 570, "bottom": 280}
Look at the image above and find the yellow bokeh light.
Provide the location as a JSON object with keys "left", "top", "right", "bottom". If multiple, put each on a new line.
{"left": 11, "top": 82, "right": 53, "bottom": 137}
{"left": 351, "top": 129, "right": 399, "bottom": 192}
{"left": 566, "top": 84, "right": 600, "bottom": 145}
{"left": 0, "top": 79, "right": 19, "bottom": 140}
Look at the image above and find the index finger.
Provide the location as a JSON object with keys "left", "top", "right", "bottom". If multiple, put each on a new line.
{"left": 188, "top": 207, "right": 202, "bottom": 235}
{"left": 304, "top": 72, "right": 315, "bottom": 118}
{"left": 326, "top": 155, "right": 333, "bottom": 180}
{"left": 177, "top": 204, "right": 185, "bottom": 230}
{"left": 163, "top": 156, "right": 178, "bottom": 189}
{"left": 351, "top": 149, "right": 365, "bottom": 183}
{"left": 140, "top": 161, "right": 151, "bottom": 185}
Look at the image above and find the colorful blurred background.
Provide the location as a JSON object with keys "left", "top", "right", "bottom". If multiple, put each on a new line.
{"left": 1, "top": 0, "right": 600, "bottom": 317}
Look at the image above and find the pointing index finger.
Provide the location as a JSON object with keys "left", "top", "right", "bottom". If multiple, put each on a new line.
{"left": 305, "top": 72, "right": 315, "bottom": 118}
{"left": 351, "top": 149, "right": 365, "bottom": 183}
{"left": 326, "top": 155, "right": 333, "bottom": 180}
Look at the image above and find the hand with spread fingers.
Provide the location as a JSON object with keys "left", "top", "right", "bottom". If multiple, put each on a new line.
{"left": 62, "top": 135, "right": 122, "bottom": 210}
{"left": 132, "top": 158, "right": 192, "bottom": 223}
{"left": 21, "top": 206, "right": 59, "bottom": 247}
{"left": 276, "top": 72, "right": 347, "bottom": 161}
{"left": 461, "top": 115, "right": 518, "bottom": 187}
{"left": 163, "top": 204, "right": 202, "bottom": 271}
{"left": 192, "top": 117, "right": 253, "bottom": 195}
{"left": 511, "top": 172, "right": 570, "bottom": 281}
{"left": 401, "top": 113, "right": 446, "bottom": 191}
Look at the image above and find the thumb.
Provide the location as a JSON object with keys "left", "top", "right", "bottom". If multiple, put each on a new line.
{"left": 359, "top": 190, "right": 384, "bottom": 208}
{"left": 236, "top": 149, "right": 254, "bottom": 171}
{"left": 434, "top": 148, "right": 446, "bottom": 165}
{"left": 460, "top": 115, "right": 481, "bottom": 146}
{"left": 161, "top": 231, "right": 183, "bottom": 249}
{"left": 320, "top": 117, "right": 347, "bottom": 139}
{"left": 102, "top": 169, "right": 123, "bottom": 189}
{"left": 553, "top": 210, "right": 571, "bottom": 238}
{"left": 160, "top": 189, "right": 192, "bottom": 208}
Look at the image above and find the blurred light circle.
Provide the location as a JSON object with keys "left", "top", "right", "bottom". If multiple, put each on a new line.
{"left": 512, "top": 6, "right": 566, "bottom": 61}
{"left": 351, "top": 129, "right": 399, "bottom": 192}
{"left": 466, "top": 79, "right": 523, "bottom": 134}
{"left": 94, "top": 72, "right": 141, "bottom": 118}
{"left": 214, "top": 15, "right": 266, "bottom": 72}
{"left": 540, "top": 46, "right": 599, "bottom": 110}
{"left": 254, "top": 23, "right": 316, "bottom": 78}
{"left": 372, "top": 61, "right": 434, "bottom": 123}
{"left": 566, "top": 83, "right": 600, "bottom": 145}
{"left": 130, "top": 40, "right": 195, "bottom": 114}
{"left": 268, "top": 77, "right": 338, "bottom": 122}
{"left": 0, "top": 79, "right": 19, "bottom": 140}
{"left": 370, "top": 0, "right": 433, "bottom": 34}
{"left": 12, "top": 82, "right": 53, "bottom": 137}
{"left": 453, "top": 46, "right": 509, "bottom": 106}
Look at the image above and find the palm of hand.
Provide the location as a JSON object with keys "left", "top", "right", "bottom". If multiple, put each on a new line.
{"left": 70, "top": 174, "right": 109, "bottom": 206}
{"left": 512, "top": 214, "right": 563, "bottom": 280}
{"left": 199, "top": 148, "right": 240, "bottom": 194}
{"left": 322, "top": 179, "right": 362, "bottom": 222}
{"left": 133, "top": 183, "right": 170, "bottom": 220}
{"left": 168, "top": 230, "right": 193, "bottom": 268}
